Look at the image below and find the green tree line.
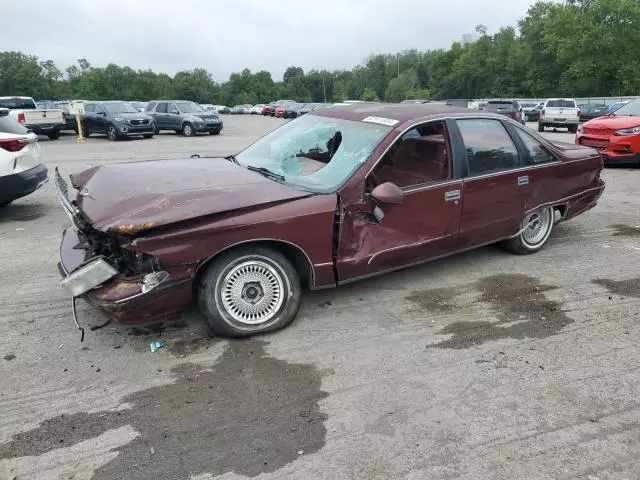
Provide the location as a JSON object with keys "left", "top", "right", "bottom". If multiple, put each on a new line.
{"left": 1, "top": 0, "right": 638, "bottom": 105}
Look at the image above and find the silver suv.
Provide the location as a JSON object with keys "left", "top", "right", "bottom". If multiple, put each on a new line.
{"left": 146, "top": 100, "right": 223, "bottom": 136}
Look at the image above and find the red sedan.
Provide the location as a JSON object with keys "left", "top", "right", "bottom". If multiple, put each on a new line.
{"left": 56, "top": 104, "right": 605, "bottom": 338}
{"left": 576, "top": 99, "right": 640, "bottom": 165}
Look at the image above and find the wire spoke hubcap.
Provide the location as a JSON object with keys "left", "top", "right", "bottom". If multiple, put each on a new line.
{"left": 221, "top": 261, "right": 284, "bottom": 325}
{"left": 522, "top": 208, "right": 552, "bottom": 245}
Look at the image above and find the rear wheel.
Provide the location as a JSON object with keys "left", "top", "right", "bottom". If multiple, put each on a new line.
{"left": 0, "top": 200, "right": 12, "bottom": 207}
{"left": 82, "top": 123, "right": 91, "bottom": 137}
{"left": 47, "top": 128, "right": 60, "bottom": 140}
{"left": 106, "top": 124, "right": 119, "bottom": 141}
{"left": 568, "top": 125, "right": 578, "bottom": 134}
{"left": 502, "top": 207, "right": 554, "bottom": 255}
{"left": 538, "top": 122, "right": 545, "bottom": 132}
{"left": 182, "top": 122, "right": 194, "bottom": 137}
{"left": 198, "top": 246, "right": 302, "bottom": 337}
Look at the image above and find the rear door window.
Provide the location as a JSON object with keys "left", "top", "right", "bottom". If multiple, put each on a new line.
{"left": 155, "top": 102, "right": 168, "bottom": 113}
{"left": 0, "top": 98, "right": 36, "bottom": 109}
{"left": 84, "top": 104, "right": 95, "bottom": 113}
{"left": 456, "top": 119, "right": 520, "bottom": 176}
{"left": 167, "top": 103, "right": 179, "bottom": 114}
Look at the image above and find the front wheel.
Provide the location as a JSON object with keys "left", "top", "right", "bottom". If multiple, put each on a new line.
{"left": 198, "top": 246, "right": 302, "bottom": 337}
{"left": 182, "top": 122, "right": 194, "bottom": 137}
{"left": 501, "top": 207, "right": 554, "bottom": 255}
{"left": 538, "top": 122, "right": 545, "bottom": 132}
{"left": 143, "top": 133, "right": 154, "bottom": 139}
{"left": 569, "top": 125, "right": 578, "bottom": 134}
{"left": 106, "top": 124, "right": 119, "bottom": 141}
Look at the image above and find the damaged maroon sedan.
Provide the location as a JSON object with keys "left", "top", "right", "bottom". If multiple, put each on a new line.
{"left": 56, "top": 104, "right": 605, "bottom": 337}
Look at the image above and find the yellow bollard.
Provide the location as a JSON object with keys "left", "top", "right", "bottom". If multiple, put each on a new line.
{"left": 75, "top": 111, "right": 85, "bottom": 144}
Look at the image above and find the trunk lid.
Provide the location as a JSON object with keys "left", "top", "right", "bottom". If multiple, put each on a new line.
{"left": 68, "top": 158, "right": 311, "bottom": 234}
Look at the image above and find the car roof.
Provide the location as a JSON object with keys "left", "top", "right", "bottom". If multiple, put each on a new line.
{"left": 311, "top": 103, "right": 476, "bottom": 124}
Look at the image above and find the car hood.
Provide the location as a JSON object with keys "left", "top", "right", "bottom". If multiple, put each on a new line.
{"left": 114, "top": 112, "right": 153, "bottom": 120}
{"left": 69, "top": 159, "right": 311, "bottom": 234}
{"left": 584, "top": 115, "right": 640, "bottom": 129}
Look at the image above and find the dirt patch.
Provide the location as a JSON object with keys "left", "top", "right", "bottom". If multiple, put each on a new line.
{"left": 405, "top": 286, "right": 462, "bottom": 313}
{"left": 593, "top": 278, "right": 640, "bottom": 299}
{"left": 0, "top": 203, "right": 49, "bottom": 222}
{"left": 127, "top": 319, "right": 188, "bottom": 336}
{"left": 0, "top": 340, "right": 329, "bottom": 479}
{"left": 611, "top": 224, "right": 640, "bottom": 237}
{"left": 424, "top": 274, "right": 571, "bottom": 349}
{"left": 167, "top": 336, "right": 218, "bottom": 357}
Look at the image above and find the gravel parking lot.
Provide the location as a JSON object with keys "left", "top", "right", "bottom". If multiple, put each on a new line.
{"left": 1, "top": 115, "right": 639, "bottom": 480}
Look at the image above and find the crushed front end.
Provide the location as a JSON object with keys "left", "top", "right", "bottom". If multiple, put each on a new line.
{"left": 54, "top": 167, "right": 193, "bottom": 333}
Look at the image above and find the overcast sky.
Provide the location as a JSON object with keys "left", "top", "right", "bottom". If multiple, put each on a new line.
{"left": 3, "top": 0, "right": 538, "bottom": 82}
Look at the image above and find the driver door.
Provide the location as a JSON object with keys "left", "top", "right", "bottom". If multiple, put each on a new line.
{"left": 336, "top": 121, "right": 463, "bottom": 281}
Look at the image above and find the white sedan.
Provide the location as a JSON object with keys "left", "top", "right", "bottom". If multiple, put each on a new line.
{"left": 0, "top": 108, "right": 48, "bottom": 207}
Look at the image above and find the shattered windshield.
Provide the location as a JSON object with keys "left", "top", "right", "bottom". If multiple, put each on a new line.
{"left": 235, "top": 114, "right": 392, "bottom": 193}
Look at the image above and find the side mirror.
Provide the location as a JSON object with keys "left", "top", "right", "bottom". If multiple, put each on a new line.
{"left": 371, "top": 182, "right": 404, "bottom": 204}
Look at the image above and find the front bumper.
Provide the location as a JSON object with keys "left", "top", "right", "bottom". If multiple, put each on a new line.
{"left": 0, "top": 163, "right": 48, "bottom": 203}
{"left": 117, "top": 123, "right": 155, "bottom": 136}
{"left": 193, "top": 122, "right": 223, "bottom": 133}
{"left": 576, "top": 133, "right": 640, "bottom": 165}
{"left": 57, "top": 227, "right": 193, "bottom": 326}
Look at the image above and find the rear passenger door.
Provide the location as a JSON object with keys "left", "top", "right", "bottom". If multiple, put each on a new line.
{"left": 453, "top": 118, "right": 529, "bottom": 249}
{"left": 166, "top": 103, "right": 181, "bottom": 129}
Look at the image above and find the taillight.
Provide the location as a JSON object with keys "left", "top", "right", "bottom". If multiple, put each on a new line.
{"left": 0, "top": 138, "right": 27, "bottom": 152}
{"left": 577, "top": 110, "right": 581, "bottom": 117}
{"left": 17, "top": 112, "right": 25, "bottom": 123}
{"left": 541, "top": 109, "right": 545, "bottom": 117}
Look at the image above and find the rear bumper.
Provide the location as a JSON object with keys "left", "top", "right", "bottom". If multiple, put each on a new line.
{"left": 540, "top": 119, "right": 579, "bottom": 126}
{"left": 0, "top": 163, "right": 48, "bottom": 203}
{"left": 28, "top": 123, "right": 63, "bottom": 134}
{"left": 58, "top": 227, "right": 193, "bottom": 326}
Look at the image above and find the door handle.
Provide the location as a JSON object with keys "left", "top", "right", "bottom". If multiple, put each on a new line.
{"left": 444, "top": 190, "right": 460, "bottom": 201}
{"left": 517, "top": 176, "right": 529, "bottom": 186}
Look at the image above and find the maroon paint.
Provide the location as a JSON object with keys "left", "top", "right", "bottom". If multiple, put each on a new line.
{"left": 58, "top": 104, "right": 606, "bottom": 326}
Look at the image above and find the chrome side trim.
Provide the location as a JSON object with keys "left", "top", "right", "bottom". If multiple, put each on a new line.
{"left": 402, "top": 179, "right": 461, "bottom": 194}
{"left": 366, "top": 235, "right": 450, "bottom": 266}
{"left": 339, "top": 236, "right": 514, "bottom": 287}
{"left": 523, "top": 184, "right": 605, "bottom": 217}
{"left": 194, "top": 238, "right": 318, "bottom": 287}
{"left": 313, "top": 262, "right": 334, "bottom": 268}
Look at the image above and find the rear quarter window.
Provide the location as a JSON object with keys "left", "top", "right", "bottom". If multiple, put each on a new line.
{"left": 0, "top": 115, "right": 29, "bottom": 135}
{"left": 146, "top": 101, "right": 157, "bottom": 112}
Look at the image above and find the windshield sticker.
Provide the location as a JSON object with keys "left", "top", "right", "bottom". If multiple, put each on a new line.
{"left": 362, "top": 116, "right": 399, "bottom": 127}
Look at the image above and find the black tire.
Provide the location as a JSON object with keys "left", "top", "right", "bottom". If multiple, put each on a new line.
{"left": 47, "top": 128, "right": 60, "bottom": 140}
{"left": 106, "top": 124, "right": 119, "bottom": 141}
{"left": 0, "top": 200, "right": 12, "bottom": 207}
{"left": 198, "top": 246, "right": 302, "bottom": 337}
{"left": 501, "top": 207, "right": 554, "bottom": 255}
{"left": 82, "top": 123, "right": 91, "bottom": 138}
{"left": 153, "top": 122, "right": 159, "bottom": 135}
{"left": 182, "top": 122, "right": 195, "bottom": 137}
{"left": 569, "top": 125, "right": 578, "bottom": 134}
{"left": 143, "top": 134, "right": 154, "bottom": 139}
{"left": 538, "top": 122, "right": 544, "bottom": 133}
{"left": 209, "top": 130, "right": 221, "bottom": 135}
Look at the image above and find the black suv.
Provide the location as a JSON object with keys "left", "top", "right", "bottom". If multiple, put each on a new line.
{"left": 82, "top": 101, "right": 155, "bottom": 141}
{"left": 145, "top": 100, "right": 223, "bottom": 136}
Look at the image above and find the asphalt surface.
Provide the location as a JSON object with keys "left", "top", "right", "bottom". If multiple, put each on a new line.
{"left": 1, "top": 116, "right": 639, "bottom": 480}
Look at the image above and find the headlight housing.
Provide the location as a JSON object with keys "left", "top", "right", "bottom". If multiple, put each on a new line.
{"left": 192, "top": 116, "right": 204, "bottom": 124}
{"left": 114, "top": 117, "right": 127, "bottom": 123}
{"left": 615, "top": 126, "right": 640, "bottom": 136}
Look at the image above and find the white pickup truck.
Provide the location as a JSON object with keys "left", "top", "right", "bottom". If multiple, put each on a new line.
{"left": 0, "top": 96, "right": 65, "bottom": 139}
{"left": 538, "top": 98, "right": 580, "bottom": 133}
